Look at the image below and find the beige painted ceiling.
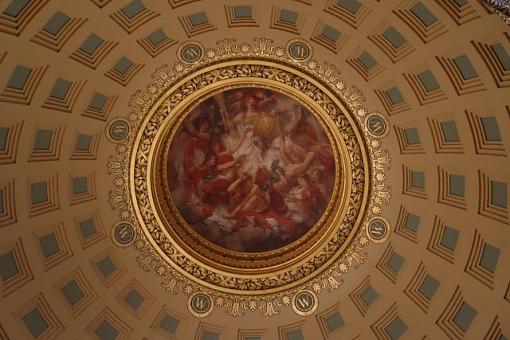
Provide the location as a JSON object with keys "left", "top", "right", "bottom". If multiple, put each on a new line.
{"left": 0, "top": 0, "right": 509, "bottom": 339}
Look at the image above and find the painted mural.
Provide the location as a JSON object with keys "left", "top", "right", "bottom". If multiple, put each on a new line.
{"left": 167, "top": 87, "right": 337, "bottom": 252}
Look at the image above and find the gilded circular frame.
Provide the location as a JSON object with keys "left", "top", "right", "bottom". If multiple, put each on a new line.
{"left": 107, "top": 38, "right": 391, "bottom": 317}
{"left": 153, "top": 80, "right": 348, "bottom": 271}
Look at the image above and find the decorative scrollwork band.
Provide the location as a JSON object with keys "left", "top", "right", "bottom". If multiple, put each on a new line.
{"left": 107, "top": 38, "right": 392, "bottom": 317}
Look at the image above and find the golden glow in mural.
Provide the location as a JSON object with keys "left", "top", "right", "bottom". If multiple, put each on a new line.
{"left": 107, "top": 38, "right": 392, "bottom": 318}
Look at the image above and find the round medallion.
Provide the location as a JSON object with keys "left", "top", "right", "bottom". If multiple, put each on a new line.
{"left": 107, "top": 118, "right": 130, "bottom": 142}
{"left": 177, "top": 41, "right": 204, "bottom": 64}
{"left": 286, "top": 39, "right": 312, "bottom": 62}
{"left": 366, "top": 216, "right": 390, "bottom": 244}
{"left": 365, "top": 112, "right": 389, "bottom": 138}
{"left": 188, "top": 292, "right": 213, "bottom": 318}
{"left": 112, "top": 222, "right": 135, "bottom": 247}
{"left": 136, "top": 59, "right": 364, "bottom": 293}
{"left": 292, "top": 290, "right": 318, "bottom": 316}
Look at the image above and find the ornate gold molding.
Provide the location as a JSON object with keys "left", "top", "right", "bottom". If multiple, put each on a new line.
{"left": 107, "top": 38, "right": 392, "bottom": 317}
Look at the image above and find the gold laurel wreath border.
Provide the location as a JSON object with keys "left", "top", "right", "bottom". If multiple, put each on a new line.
{"left": 106, "top": 38, "right": 392, "bottom": 317}
{"left": 134, "top": 62, "right": 364, "bottom": 291}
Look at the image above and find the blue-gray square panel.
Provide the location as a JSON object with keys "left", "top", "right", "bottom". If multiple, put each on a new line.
{"left": 411, "top": 171, "right": 425, "bottom": 189}
{"left": 287, "top": 330, "right": 304, "bottom": 340}
{"left": 386, "top": 86, "right": 404, "bottom": 105}
{"left": 337, "top": 0, "right": 361, "bottom": 14}
{"left": 34, "top": 129, "right": 53, "bottom": 150}
{"left": 453, "top": 302, "right": 477, "bottom": 332}
{"left": 410, "top": 2, "right": 438, "bottom": 27}
{"left": 50, "top": 78, "right": 72, "bottom": 99}
{"left": 383, "top": 26, "right": 406, "bottom": 49}
{"left": 234, "top": 5, "right": 252, "bottom": 18}
{"left": 125, "top": 289, "right": 144, "bottom": 310}
{"left": 449, "top": 175, "right": 465, "bottom": 197}
{"left": 326, "top": 312, "right": 345, "bottom": 331}
{"left": 280, "top": 9, "right": 298, "bottom": 24}
{"left": 190, "top": 11, "right": 208, "bottom": 26}
{"left": 121, "top": 0, "right": 146, "bottom": 19}
{"left": 76, "top": 134, "right": 92, "bottom": 151}
{"left": 160, "top": 314, "right": 179, "bottom": 334}
{"left": 148, "top": 29, "right": 167, "bottom": 45}
{"left": 358, "top": 52, "right": 377, "bottom": 70}
{"left": 480, "top": 243, "right": 500, "bottom": 273}
{"left": 480, "top": 116, "right": 501, "bottom": 141}
{"left": 0, "top": 251, "right": 18, "bottom": 281}
{"left": 89, "top": 92, "right": 107, "bottom": 110}
{"left": 385, "top": 316, "right": 408, "bottom": 340}
{"left": 453, "top": 0, "right": 468, "bottom": 6}
{"left": 418, "top": 70, "right": 440, "bottom": 92}
{"left": 388, "top": 252, "right": 405, "bottom": 273}
{"left": 0, "top": 127, "right": 9, "bottom": 150}
{"left": 61, "top": 280, "right": 85, "bottom": 305}
{"left": 405, "top": 213, "right": 420, "bottom": 232}
{"left": 360, "top": 286, "right": 379, "bottom": 305}
{"left": 418, "top": 274, "right": 439, "bottom": 300}
{"left": 203, "top": 331, "right": 220, "bottom": 340}
{"left": 39, "top": 233, "right": 60, "bottom": 258}
{"left": 73, "top": 176, "right": 88, "bottom": 195}
{"left": 440, "top": 121, "right": 460, "bottom": 142}
{"left": 22, "top": 308, "right": 49, "bottom": 338}
{"left": 7, "top": 65, "right": 32, "bottom": 90}
{"left": 43, "top": 11, "right": 70, "bottom": 35}
{"left": 80, "top": 218, "right": 97, "bottom": 238}
{"left": 491, "top": 180, "right": 507, "bottom": 208}
{"left": 404, "top": 128, "right": 420, "bottom": 144}
{"left": 441, "top": 226, "right": 459, "bottom": 250}
{"left": 114, "top": 57, "right": 133, "bottom": 74}
{"left": 97, "top": 257, "right": 116, "bottom": 277}
{"left": 453, "top": 55, "right": 478, "bottom": 80}
{"left": 95, "top": 320, "right": 120, "bottom": 340}
{"left": 31, "top": 181, "right": 48, "bottom": 204}
{"left": 3, "top": 0, "right": 30, "bottom": 17}
{"left": 491, "top": 43, "right": 510, "bottom": 71}
{"left": 80, "top": 34, "right": 104, "bottom": 54}
{"left": 322, "top": 25, "right": 340, "bottom": 42}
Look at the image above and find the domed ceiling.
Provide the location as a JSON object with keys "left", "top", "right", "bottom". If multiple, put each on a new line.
{"left": 0, "top": 0, "right": 509, "bottom": 339}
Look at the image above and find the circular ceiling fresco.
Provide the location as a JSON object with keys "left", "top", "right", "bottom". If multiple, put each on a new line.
{"left": 164, "top": 86, "right": 338, "bottom": 253}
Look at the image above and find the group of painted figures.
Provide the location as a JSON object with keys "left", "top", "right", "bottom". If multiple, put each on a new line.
{"left": 168, "top": 88, "right": 337, "bottom": 252}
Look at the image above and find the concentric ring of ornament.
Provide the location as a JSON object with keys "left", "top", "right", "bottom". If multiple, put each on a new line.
{"left": 106, "top": 38, "right": 392, "bottom": 317}
{"left": 134, "top": 62, "right": 365, "bottom": 295}
{"left": 153, "top": 81, "right": 347, "bottom": 271}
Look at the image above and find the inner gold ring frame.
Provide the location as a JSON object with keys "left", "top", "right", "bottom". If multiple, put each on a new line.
{"left": 130, "top": 59, "right": 370, "bottom": 295}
